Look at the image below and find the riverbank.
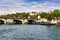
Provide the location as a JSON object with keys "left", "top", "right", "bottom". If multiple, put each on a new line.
{"left": 0, "top": 22, "right": 58, "bottom": 26}
{"left": 0, "top": 18, "right": 60, "bottom": 26}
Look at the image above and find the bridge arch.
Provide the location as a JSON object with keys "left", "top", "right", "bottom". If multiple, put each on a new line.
{"left": 27, "top": 19, "right": 36, "bottom": 24}
{"left": 13, "top": 19, "right": 22, "bottom": 24}
{"left": 0, "top": 19, "right": 5, "bottom": 24}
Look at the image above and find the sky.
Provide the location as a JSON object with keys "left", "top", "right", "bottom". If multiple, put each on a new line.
{"left": 0, "top": 0, "right": 60, "bottom": 14}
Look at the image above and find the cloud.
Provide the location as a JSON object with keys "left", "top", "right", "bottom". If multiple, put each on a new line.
{"left": 0, "top": 0, "right": 60, "bottom": 15}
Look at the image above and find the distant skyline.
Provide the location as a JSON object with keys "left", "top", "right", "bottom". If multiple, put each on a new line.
{"left": 0, "top": 0, "right": 60, "bottom": 14}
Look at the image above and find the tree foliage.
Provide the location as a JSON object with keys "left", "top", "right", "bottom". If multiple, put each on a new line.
{"left": 0, "top": 9, "right": 60, "bottom": 20}
{"left": 40, "top": 9, "right": 60, "bottom": 19}
{"left": 0, "top": 12, "right": 29, "bottom": 19}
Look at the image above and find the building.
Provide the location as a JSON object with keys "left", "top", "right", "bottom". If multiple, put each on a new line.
{"left": 29, "top": 12, "right": 38, "bottom": 16}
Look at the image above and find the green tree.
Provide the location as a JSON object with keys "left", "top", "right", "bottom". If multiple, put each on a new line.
{"left": 30, "top": 15, "right": 37, "bottom": 19}
{"left": 51, "top": 9, "right": 60, "bottom": 17}
{"left": 40, "top": 12, "right": 48, "bottom": 18}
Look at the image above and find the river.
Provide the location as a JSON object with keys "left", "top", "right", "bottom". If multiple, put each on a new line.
{"left": 0, "top": 24, "right": 60, "bottom": 40}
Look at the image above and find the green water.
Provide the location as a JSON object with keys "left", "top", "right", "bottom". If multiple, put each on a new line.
{"left": 0, "top": 24, "right": 60, "bottom": 40}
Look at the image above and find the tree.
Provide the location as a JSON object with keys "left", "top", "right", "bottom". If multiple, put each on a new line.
{"left": 30, "top": 15, "right": 37, "bottom": 19}
{"left": 51, "top": 9, "right": 60, "bottom": 17}
{"left": 40, "top": 12, "right": 48, "bottom": 18}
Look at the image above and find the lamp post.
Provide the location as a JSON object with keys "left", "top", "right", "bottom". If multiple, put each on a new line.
{"left": 28, "top": 16, "right": 30, "bottom": 19}
{"left": 37, "top": 14, "right": 41, "bottom": 23}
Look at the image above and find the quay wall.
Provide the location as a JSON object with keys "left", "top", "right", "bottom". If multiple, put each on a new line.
{"left": 0, "top": 18, "right": 59, "bottom": 24}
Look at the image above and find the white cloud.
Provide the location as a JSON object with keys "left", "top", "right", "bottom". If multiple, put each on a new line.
{"left": 0, "top": 0, "right": 60, "bottom": 15}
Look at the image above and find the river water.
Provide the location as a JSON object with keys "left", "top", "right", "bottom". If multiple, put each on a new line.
{"left": 0, "top": 24, "right": 60, "bottom": 40}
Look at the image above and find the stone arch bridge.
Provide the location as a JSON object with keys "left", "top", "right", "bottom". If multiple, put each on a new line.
{"left": 0, "top": 18, "right": 39, "bottom": 24}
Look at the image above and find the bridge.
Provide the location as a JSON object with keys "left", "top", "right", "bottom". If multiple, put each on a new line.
{"left": 0, "top": 18, "right": 41, "bottom": 24}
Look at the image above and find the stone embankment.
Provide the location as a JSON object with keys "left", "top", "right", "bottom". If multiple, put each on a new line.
{"left": 0, "top": 18, "right": 60, "bottom": 25}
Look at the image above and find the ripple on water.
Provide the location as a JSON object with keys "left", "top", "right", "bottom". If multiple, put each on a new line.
{"left": 0, "top": 25, "right": 60, "bottom": 40}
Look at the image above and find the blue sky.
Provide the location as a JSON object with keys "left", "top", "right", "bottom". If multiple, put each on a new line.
{"left": 0, "top": 0, "right": 60, "bottom": 14}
